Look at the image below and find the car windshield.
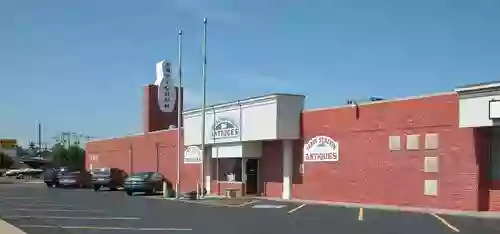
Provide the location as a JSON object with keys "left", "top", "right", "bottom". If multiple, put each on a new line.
{"left": 129, "top": 172, "right": 151, "bottom": 179}
{"left": 91, "top": 168, "right": 110, "bottom": 175}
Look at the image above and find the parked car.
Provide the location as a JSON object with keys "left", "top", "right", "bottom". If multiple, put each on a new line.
{"left": 16, "top": 168, "right": 44, "bottom": 179}
{"left": 5, "top": 169, "right": 23, "bottom": 177}
{"left": 58, "top": 170, "right": 92, "bottom": 188}
{"left": 90, "top": 167, "right": 127, "bottom": 191}
{"left": 5, "top": 168, "right": 43, "bottom": 178}
{"left": 123, "top": 172, "right": 170, "bottom": 196}
{"left": 43, "top": 167, "right": 70, "bottom": 187}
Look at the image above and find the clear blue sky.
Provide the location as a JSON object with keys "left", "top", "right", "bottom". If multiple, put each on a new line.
{"left": 1, "top": 0, "right": 500, "bottom": 146}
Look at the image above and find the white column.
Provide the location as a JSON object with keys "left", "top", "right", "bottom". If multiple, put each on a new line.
{"left": 205, "top": 146, "right": 211, "bottom": 194}
{"left": 282, "top": 140, "right": 293, "bottom": 199}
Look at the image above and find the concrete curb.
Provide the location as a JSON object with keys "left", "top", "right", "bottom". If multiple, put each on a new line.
{"left": 0, "top": 219, "right": 26, "bottom": 234}
{"left": 259, "top": 197, "right": 500, "bottom": 220}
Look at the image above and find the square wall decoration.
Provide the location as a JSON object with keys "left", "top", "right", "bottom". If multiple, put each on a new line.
{"left": 425, "top": 133, "right": 439, "bottom": 150}
{"left": 424, "top": 157, "right": 439, "bottom": 173}
{"left": 406, "top": 134, "right": 420, "bottom": 150}
{"left": 424, "top": 179, "right": 438, "bottom": 196}
{"left": 389, "top": 135, "right": 401, "bottom": 151}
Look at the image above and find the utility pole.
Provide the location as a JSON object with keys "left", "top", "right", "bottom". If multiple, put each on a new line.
{"left": 37, "top": 121, "right": 42, "bottom": 156}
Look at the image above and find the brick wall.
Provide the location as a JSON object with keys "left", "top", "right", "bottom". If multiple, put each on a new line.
{"left": 291, "top": 93, "right": 484, "bottom": 211}
{"left": 85, "top": 129, "right": 201, "bottom": 194}
{"left": 143, "top": 85, "right": 183, "bottom": 133}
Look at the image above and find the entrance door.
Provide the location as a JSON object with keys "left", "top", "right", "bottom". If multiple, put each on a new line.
{"left": 245, "top": 159, "right": 259, "bottom": 195}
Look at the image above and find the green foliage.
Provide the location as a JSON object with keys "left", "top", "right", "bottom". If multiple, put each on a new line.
{"left": 0, "top": 152, "right": 14, "bottom": 169}
{"left": 67, "top": 145, "right": 85, "bottom": 170}
{"left": 51, "top": 143, "right": 69, "bottom": 167}
{"left": 50, "top": 143, "right": 85, "bottom": 170}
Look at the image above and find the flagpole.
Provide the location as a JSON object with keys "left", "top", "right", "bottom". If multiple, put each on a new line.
{"left": 176, "top": 29, "right": 183, "bottom": 199}
{"left": 199, "top": 18, "right": 207, "bottom": 199}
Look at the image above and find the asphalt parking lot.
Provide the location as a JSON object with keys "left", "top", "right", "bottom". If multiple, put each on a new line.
{"left": 1, "top": 183, "right": 499, "bottom": 234}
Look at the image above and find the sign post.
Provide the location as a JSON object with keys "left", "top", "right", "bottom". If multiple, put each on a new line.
{"left": 176, "top": 29, "right": 183, "bottom": 199}
{"left": 199, "top": 18, "right": 208, "bottom": 199}
{"left": 156, "top": 58, "right": 177, "bottom": 197}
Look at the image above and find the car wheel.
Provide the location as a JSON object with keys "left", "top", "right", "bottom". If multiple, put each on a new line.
{"left": 126, "top": 191, "right": 133, "bottom": 196}
{"left": 92, "top": 185, "right": 100, "bottom": 191}
{"left": 46, "top": 183, "right": 52, "bottom": 188}
{"left": 109, "top": 187, "right": 118, "bottom": 191}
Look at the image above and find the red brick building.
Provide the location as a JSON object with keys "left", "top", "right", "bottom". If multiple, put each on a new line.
{"left": 85, "top": 82, "right": 500, "bottom": 211}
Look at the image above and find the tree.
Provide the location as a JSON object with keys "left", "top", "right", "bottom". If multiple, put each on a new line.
{"left": 49, "top": 142, "right": 86, "bottom": 170}
{"left": 28, "top": 141, "right": 37, "bottom": 154}
{"left": 0, "top": 152, "right": 14, "bottom": 169}
{"left": 67, "top": 145, "right": 85, "bottom": 170}
{"left": 51, "top": 143, "right": 69, "bottom": 167}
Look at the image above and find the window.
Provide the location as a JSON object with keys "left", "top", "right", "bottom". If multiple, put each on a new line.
{"left": 212, "top": 158, "right": 242, "bottom": 182}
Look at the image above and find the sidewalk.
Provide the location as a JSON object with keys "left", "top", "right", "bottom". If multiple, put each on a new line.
{"left": 0, "top": 219, "right": 26, "bottom": 234}
{"left": 260, "top": 197, "right": 500, "bottom": 219}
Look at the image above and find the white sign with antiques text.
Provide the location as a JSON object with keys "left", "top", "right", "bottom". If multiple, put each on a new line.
{"left": 212, "top": 119, "right": 240, "bottom": 139}
{"left": 304, "top": 136, "right": 339, "bottom": 162}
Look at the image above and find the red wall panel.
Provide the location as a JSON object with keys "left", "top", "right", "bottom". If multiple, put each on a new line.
{"left": 85, "top": 129, "right": 201, "bottom": 194}
{"left": 292, "top": 93, "right": 483, "bottom": 211}
{"left": 260, "top": 140, "right": 283, "bottom": 197}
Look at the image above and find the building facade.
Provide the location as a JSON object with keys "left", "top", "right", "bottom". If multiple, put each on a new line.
{"left": 85, "top": 82, "right": 500, "bottom": 211}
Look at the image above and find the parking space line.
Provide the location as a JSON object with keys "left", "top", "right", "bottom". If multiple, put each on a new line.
{"left": 358, "top": 208, "right": 364, "bottom": 221}
{"left": 288, "top": 204, "right": 306, "bottom": 214}
{"left": 236, "top": 200, "right": 260, "bottom": 207}
{"left": 0, "top": 197, "right": 45, "bottom": 200}
{"left": 14, "top": 208, "right": 105, "bottom": 213}
{"left": 431, "top": 213, "right": 460, "bottom": 232}
{"left": 3, "top": 215, "right": 140, "bottom": 220}
{"left": 19, "top": 225, "right": 192, "bottom": 231}
{"left": 13, "top": 204, "right": 79, "bottom": 208}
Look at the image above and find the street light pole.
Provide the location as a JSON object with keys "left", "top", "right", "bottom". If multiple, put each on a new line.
{"left": 176, "top": 29, "right": 183, "bottom": 199}
{"left": 199, "top": 18, "right": 207, "bottom": 198}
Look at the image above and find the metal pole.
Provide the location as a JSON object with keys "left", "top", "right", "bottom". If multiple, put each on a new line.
{"left": 37, "top": 121, "right": 42, "bottom": 156}
{"left": 214, "top": 108, "right": 219, "bottom": 195}
{"left": 176, "top": 29, "right": 183, "bottom": 199}
{"left": 200, "top": 18, "right": 207, "bottom": 198}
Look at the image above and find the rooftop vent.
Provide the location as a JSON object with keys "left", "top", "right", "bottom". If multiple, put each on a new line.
{"left": 346, "top": 97, "right": 384, "bottom": 105}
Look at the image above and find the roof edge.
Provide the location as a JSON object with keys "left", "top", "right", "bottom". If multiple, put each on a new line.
{"left": 303, "top": 91, "right": 456, "bottom": 113}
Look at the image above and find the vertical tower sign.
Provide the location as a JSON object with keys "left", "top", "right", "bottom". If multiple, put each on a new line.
{"left": 156, "top": 60, "right": 177, "bottom": 113}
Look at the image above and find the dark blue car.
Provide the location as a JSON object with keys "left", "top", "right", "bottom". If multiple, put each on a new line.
{"left": 123, "top": 172, "right": 170, "bottom": 196}
{"left": 43, "top": 167, "right": 69, "bottom": 187}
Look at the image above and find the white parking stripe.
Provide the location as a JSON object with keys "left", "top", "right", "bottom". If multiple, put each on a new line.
{"left": 13, "top": 204, "right": 79, "bottom": 208}
{"left": 0, "top": 197, "right": 45, "bottom": 200}
{"left": 431, "top": 213, "right": 460, "bottom": 232}
{"left": 19, "top": 225, "right": 192, "bottom": 231}
{"left": 288, "top": 204, "right": 306, "bottom": 214}
{"left": 14, "top": 208, "right": 105, "bottom": 213}
{"left": 3, "top": 215, "right": 140, "bottom": 220}
{"left": 237, "top": 200, "right": 260, "bottom": 207}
